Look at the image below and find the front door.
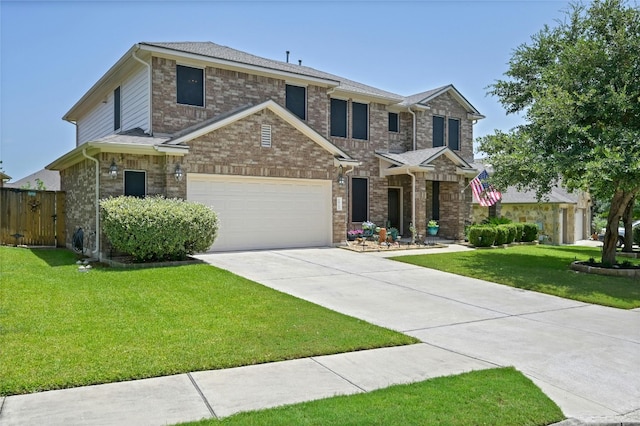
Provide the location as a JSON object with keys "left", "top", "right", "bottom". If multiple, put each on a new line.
{"left": 388, "top": 188, "right": 401, "bottom": 232}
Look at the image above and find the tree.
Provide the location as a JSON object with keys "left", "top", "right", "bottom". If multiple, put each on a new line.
{"left": 20, "top": 178, "right": 46, "bottom": 191}
{"left": 478, "top": 0, "right": 640, "bottom": 265}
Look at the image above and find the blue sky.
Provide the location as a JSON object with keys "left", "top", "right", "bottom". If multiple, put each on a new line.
{"left": 0, "top": 0, "right": 571, "bottom": 181}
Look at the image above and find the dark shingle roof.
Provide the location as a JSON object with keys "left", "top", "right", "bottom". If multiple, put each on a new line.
{"left": 142, "top": 42, "right": 405, "bottom": 102}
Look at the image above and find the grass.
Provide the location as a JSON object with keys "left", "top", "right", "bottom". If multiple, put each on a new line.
{"left": 0, "top": 247, "right": 416, "bottom": 396}
{"left": 393, "top": 245, "right": 640, "bottom": 309}
{"left": 180, "top": 367, "right": 564, "bottom": 426}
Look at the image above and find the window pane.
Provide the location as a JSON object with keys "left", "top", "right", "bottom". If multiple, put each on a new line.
{"left": 352, "top": 178, "right": 368, "bottom": 222}
{"left": 124, "top": 171, "right": 146, "bottom": 198}
{"left": 330, "top": 98, "right": 347, "bottom": 137}
{"left": 352, "top": 102, "right": 368, "bottom": 140}
{"left": 177, "top": 65, "right": 204, "bottom": 107}
{"left": 433, "top": 116, "right": 445, "bottom": 147}
{"left": 285, "top": 84, "right": 306, "bottom": 120}
{"left": 388, "top": 112, "right": 399, "bottom": 132}
{"left": 114, "top": 87, "right": 121, "bottom": 131}
{"left": 432, "top": 181, "right": 440, "bottom": 221}
{"left": 448, "top": 118, "right": 460, "bottom": 150}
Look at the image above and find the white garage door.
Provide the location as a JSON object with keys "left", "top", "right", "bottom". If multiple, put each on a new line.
{"left": 187, "top": 174, "right": 332, "bottom": 252}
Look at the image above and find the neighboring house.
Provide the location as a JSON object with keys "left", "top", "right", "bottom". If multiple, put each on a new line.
{"left": 472, "top": 185, "right": 592, "bottom": 244}
{"left": 4, "top": 169, "right": 61, "bottom": 191}
{"left": 47, "top": 41, "right": 484, "bottom": 257}
{"left": 0, "top": 172, "right": 10, "bottom": 187}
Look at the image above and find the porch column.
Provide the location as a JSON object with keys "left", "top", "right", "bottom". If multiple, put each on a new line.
{"left": 415, "top": 173, "right": 428, "bottom": 239}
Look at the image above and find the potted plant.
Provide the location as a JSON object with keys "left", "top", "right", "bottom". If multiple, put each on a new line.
{"left": 427, "top": 220, "right": 439, "bottom": 236}
{"left": 362, "top": 221, "right": 376, "bottom": 238}
{"left": 387, "top": 227, "right": 399, "bottom": 241}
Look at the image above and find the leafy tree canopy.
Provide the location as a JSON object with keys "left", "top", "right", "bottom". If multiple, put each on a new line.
{"left": 478, "top": 0, "right": 640, "bottom": 263}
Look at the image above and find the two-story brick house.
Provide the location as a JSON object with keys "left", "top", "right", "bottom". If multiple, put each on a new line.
{"left": 47, "top": 42, "right": 484, "bottom": 256}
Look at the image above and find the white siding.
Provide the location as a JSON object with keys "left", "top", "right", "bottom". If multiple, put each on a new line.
{"left": 122, "top": 67, "right": 149, "bottom": 133}
{"left": 76, "top": 65, "right": 149, "bottom": 146}
{"left": 77, "top": 98, "right": 112, "bottom": 146}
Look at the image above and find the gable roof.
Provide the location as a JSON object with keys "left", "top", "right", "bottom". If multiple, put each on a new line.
{"left": 497, "top": 186, "right": 580, "bottom": 204}
{"left": 403, "top": 84, "right": 485, "bottom": 119}
{"left": 375, "top": 147, "right": 477, "bottom": 177}
{"left": 167, "top": 99, "right": 356, "bottom": 164}
{"left": 4, "top": 169, "right": 60, "bottom": 190}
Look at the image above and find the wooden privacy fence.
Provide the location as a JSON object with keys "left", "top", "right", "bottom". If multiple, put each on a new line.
{"left": 0, "top": 188, "right": 65, "bottom": 247}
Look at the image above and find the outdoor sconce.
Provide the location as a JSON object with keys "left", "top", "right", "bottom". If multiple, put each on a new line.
{"left": 337, "top": 165, "right": 345, "bottom": 186}
{"left": 174, "top": 164, "right": 184, "bottom": 182}
{"left": 108, "top": 159, "right": 118, "bottom": 179}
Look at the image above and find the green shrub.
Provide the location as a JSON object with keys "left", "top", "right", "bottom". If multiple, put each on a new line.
{"left": 513, "top": 223, "right": 525, "bottom": 242}
{"left": 482, "top": 216, "right": 512, "bottom": 225}
{"left": 494, "top": 226, "right": 508, "bottom": 245}
{"left": 101, "top": 196, "right": 219, "bottom": 261}
{"left": 499, "top": 224, "right": 517, "bottom": 244}
{"left": 522, "top": 223, "right": 539, "bottom": 242}
{"left": 468, "top": 225, "right": 497, "bottom": 247}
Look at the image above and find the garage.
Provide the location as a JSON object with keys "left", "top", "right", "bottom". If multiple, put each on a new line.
{"left": 187, "top": 174, "right": 332, "bottom": 252}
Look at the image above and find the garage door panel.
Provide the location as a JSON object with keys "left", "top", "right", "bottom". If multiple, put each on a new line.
{"left": 187, "top": 175, "right": 332, "bottom": 251}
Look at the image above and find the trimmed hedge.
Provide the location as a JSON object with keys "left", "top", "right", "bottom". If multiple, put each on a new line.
{"left": 513, "top": 223, "right": 525, "bottom": 242}
{"left": 468, "top": 225, "right": 497, "bottom": 247}
{"left": 494, "top": 226, "right": 508, "bottom": 245}
{"left": 101, "top": 196, "right": 219, "bottom": 261}
{"left": 468, "top": 222, "right": 538, "bottom": 247}
{"left": 522, "top": 223, "right": 539, "bottom": 242}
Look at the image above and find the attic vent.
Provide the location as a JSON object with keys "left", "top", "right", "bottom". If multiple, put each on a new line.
{"left": 261, "top": 124, "right": 272, "bottom": 148}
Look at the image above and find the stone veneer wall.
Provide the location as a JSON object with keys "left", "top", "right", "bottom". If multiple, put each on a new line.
{"left": 471, "top": 203, "right": 579, "bottom": 244}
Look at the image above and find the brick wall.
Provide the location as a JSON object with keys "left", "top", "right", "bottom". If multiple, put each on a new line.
{"left": 184, "top": 108, "right": 346, "bottom": 243}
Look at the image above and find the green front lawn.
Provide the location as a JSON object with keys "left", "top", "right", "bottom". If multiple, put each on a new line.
{"left": 393, "top": 245, "right": 640, "bottom": 309}
{"left": 181, "top": 368, "right": 564, "bottom": 426}
{"left": 0, "top": 247, "right": 416, "bottom": 396}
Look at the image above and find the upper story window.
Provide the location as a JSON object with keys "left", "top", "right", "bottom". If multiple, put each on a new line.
{"left": 352, "top": 102, "right": 368, "bottom": 140}
{"left": 113, "top": 86, "right": 121, "bottom": 131}
{"left": 433, "top": 116, "right": 445, "bottom": 147}
{"left": 388, "top": 112, "right": 399, "bottom": 133}
{"left": 285, "top": 84, "right": 306, "bottom": 120}
{"left": 448, "top": 118, "right": 460, "bottom": 150}
{"left": 330, "top": 98, "right": 347, "bottom": 138}
{"left": 177, "top": 65, "right": 204, "bottom": 107}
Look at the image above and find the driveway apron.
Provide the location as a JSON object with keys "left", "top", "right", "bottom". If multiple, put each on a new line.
{"left": 197, "top": 247, "right": 640, "bottom": 422}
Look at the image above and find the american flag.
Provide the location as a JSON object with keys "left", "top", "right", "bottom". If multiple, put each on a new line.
{"left": 470, "top": 170, "right": 502, "bottom": 207}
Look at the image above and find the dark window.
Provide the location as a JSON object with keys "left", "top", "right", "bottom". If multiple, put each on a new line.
{"left": 388, "top": 112, "right": 399, "bottom": 132}
{"left": 433, "top": 116, "right": 445, "bottom": 147}
{"left": 177, "top": 65, "right": 204, "bottom": 107}
{"left": 432, "top": 181, "right": 440, "bottom": 221}
{"left": 114, "top": 86, "right": 121, "bottom": 131}
{"left": 330, "top": 98, "right": 347, "bottom": 137}
{"left": 124, "top": 171, "right": 146, "bottom": 198}
{"left": 352, "top": 102, "right": 368, "bottom": 140}
{"left": 448, "top": 118, "right": 460, "bottom": 150}
{"left": 285, "top": 84, "right": 306, "bottom": 120}
{"left": 352, "top": 178, "right": 368, "bottom": 223}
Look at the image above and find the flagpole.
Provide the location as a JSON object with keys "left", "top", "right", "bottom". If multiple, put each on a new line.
{"left": 460, "top": 170, "right": 483, "bottom": 193}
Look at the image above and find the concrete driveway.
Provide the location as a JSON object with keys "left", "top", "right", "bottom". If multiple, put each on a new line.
{"left": 197, "top": 246, "right": 640, "bottom": 423}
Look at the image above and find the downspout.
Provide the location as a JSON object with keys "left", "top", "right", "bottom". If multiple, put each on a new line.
{"left": 407, "top": 106, "right": 416, "bottom": 151}
{"left": 82, "top": 148, "right": 100, "bottom": 259}
{"left": 132, "top": 47, "right": 152, "bottom": 135}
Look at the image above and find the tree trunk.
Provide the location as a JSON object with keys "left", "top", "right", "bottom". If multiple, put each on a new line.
{"left": 621, "top": 197, "right": 635, "bottom": 252}
{"left": 602, "top": 190, "right": 637, "bottom": 265}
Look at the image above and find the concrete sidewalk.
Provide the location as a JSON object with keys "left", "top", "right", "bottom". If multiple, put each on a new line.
{"left": 2, "top": 243, "right": 638, "bottom": 425}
